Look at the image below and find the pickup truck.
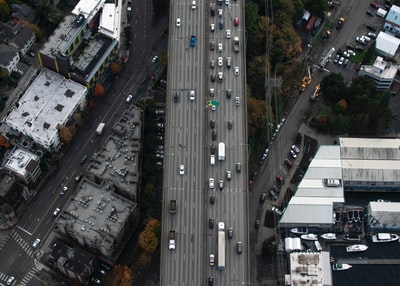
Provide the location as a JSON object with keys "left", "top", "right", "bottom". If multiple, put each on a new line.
{"left": 169, "top": 230, "right": 176, "bottom": 250}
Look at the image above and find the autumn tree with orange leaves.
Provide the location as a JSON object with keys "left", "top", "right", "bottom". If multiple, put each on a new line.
{"left": 93, "top": 83, "right": 105, "bottom": 98}
{"left": 0, "top": 135, "right": 11, "bottom": 148}
{"left": 138, "top": 218, "right": 161, "bottom": 253}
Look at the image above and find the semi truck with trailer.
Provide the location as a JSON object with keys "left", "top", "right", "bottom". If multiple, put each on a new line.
{"left": 218, "top": 222, "right": 225, "bottom": 270}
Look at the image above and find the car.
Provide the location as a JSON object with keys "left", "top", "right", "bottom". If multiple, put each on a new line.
{"left": 260, "top": 192, "right": 267, "bottom": 203}
{"left": 91, "top": 277, "right": 101, "bottom": 285}
{"left": 366, "top": 10, "right": 374, "bottom": 16}
{"left": 284, "top": 158, "right": 293, "bottom": 167}
{"left": 20, "top": 57, "right": 32, "bottom": 66}
{"left": 225, "top": 0, "right": 230, "bottom": 5}
{"left": 368, "top": 32, "right": 377, "bottom": 38}
{"left": 210, "top": 23, "right": 215, "bottom": 32}
{"left": 211, "top": 130, "right": 217, "bottom": 140}
{"left": 234, "top": 66, "right": 239, "bottom": 75}
{"left": 209, "top": 88, "right": 215, "bottom": 97}
{"left": 233, "top": 17, "right": 239, "bottom": 26}
{"left": 226, "top": 89, "right": 232, "bottom": 99}
{"left": 271, "top": 206, "right": 283, "bottom": 215}
{"left": 218, "top": 180, "right": 224, "bottom": 191}
{"left": 334, "top": 54, "right": 340, "bottom": 63}
{"left": 74, "top": 173, "right": 83, "bottom": 182}
{"left": 226, "top": 170, "right": 232, "bottom": 180}
{"left": 276, "top": 175, "right": 284, "bottom": 184}
{"left": 227, "top": 228, "right": 233, "bottom": 239}
{"left": 366, "top": 24, "right": 377, "bottom": 32}
{"left": 219, "top": 20, "right": 224, "bottom": 29}
{"left": 53, "top": 207, "right": 61, "bottom": 216}
{"left": 210, "top": 195, "right": 215, "bottom": 204}
{"left": 6, "top": 277, "right": 16, "bottom": 286}
{"left": 151, "top": 55, "right": 159, "bottom": 63}
{"left": 226, "top": 57, "right": 231, "bottom": 68}
{"left": 191, "top": 0, "right": 196, "bottom": 9}
{"left": 255, "top": 219, "right": 260, "bottom": 229}
{"left": 370, "top": 2, "right": 379, "bottom": 8}
{"left": 218, "top": 57, "right": 223, "bottom": 66}
{"left": 126, "top": 94, "right": 133, "bottom": 103}
{"left": 80, "top": 155, "right": 88, "bottom": 164}
{"left": 236, "top": 241, "right": 242, "bottom": 254}
{"left": 235, "top": 96, "right": 240, "bottom": 106}
{"left": 218, "top": 43, "right": 223, "bottom": 52}
{"left": 210, "top": 254, "right": 215, "bottom": 265}
{"left": 209, "top": 218, "right": 215, "bottom": 228}
{"left": 174, "top": 92, "right": 179, "bottom": 103}
{"left": 218, "top": 72, "right": 223, "bottom": 82}
{"left": 356, "top": 36, "right": 367, "bottom": 45}
{"left": 347, "top": 49, "right": 356, "bottom": 56}
{"left": 210, "top": 119, "right": 215, "bottom": 129}
{"left": 290, "top": 149, "right": 297, "bottom": 159}
{"left": 210, "top": 59, "right": 215, "bottom": 69}
{"left": 210, "top": 41, "right": 215, "bottom": 50}
{"left": 99, "top": 269, "right": 107, "bottom": 275}
{"left": 176, "top": 18, "right": 181, "bottom": 27}
{"left": 211, "top": 105, "right": 216, "bottom": 111}
{"left": 218, "top": 8, "right": 223, "bottom": 17}
{"left": 210, "top": 5, "right": 215, "bottom": 16}
{"left": 226, "top": 29, "right": 231, "bottom": 38}
{"left": 32, "top": 238, "right": 41, "bottom": 248}
{"left": 208, "top": 277, "right": 214, "bottom": 286}
{"left": 155, "top": 110, "right": 165, "bottom": 115}
{"left": 28, "top": 50, "right": 35, "bottom": 57}
{"left": 343, "top": 58, "right": 349, "bottom": 67}
{"left": 211, "top": 74, "right": 216, "bottom": 82}
{"left": 60, "top": 186, "right": 68, "bottom": 195}
{"left": 179, "top": 164, "right": 184, "bottom": 175}
{"left": 190, "top": 35, "right": 196, "bottom": 47}
{"left": 209, "top": 178, "right": 215, "bottom": 189}
{"left": 269, "top": 189, "right": 277, "bottom": 200}
{"left": 291, "top": 145, "right": 300, "bottom": 153}
{"left": 100, "top": 264, "right": 111, "bottom": 271}
{"left": 189, "top": 90, "right": 195, "bottom": 100}
{"left": 211, "top": 144, "right": 216, "bottom": 154}
{"left": 227, "top": 120, "right": 232, "bottom": 129}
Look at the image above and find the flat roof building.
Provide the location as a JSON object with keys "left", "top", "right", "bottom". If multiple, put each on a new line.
{"left": 5, "top": 68, "right": 88, "bottom": 151}
{"left": 368, "top": 201, "right": 400, "bottom": 231}
{"left": 358, "top": 56, "right": 398, "bottom": 90}
{"left": 3, "top": 147, "right": 41, "bottom": 185}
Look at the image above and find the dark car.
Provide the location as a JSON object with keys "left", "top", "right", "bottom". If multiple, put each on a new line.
{"left": 210, "top": 195, "right": 215, "bottom": 204}
{"left": 174, "top": 92, "right": 179, "bottom": 103}
{"left": 211, "top": 130, "right": 217, "bottom": 141}
{"left": 210, "top": 120, "right": 215, "bottom": 129}
{"left": 226, "top": 89, "right": 232, "bottom": 99}
{"left": 236, "top": 241, "right": 242, "bottom": 254}
{"left": 227, "top": 228, "right": 233, "bottom": 239}
{"left": 210, "top": 41, "right": 215, "bottom": 50}
{"left": 227, "top": 120, "right": 232, "bottom": 129}
{"left": 366, "top": 24, "right": 377, "bottom": 32}
{"left": 74, "top": 173, "right": 83, "bottom": 182}
{"left": 211, "top": 144, "right": 216, "bottom": 154}
{"left": 190, "top": 35, "right": 196, "bottom": 47}
{"left": 211, "top": 74, "right": 216, "bottom": 82}
{"left": 269, "top": 189, "right": 277, "bottom": 200}
{"left": 366, "top": 10, "right": 374, "bottom": 16}
{"left": 209, "top": 218, "right": 215, "bottom": 229}
{"left": 80, "top": 155, "right": 88, "bottom": 164}
{"left": 276, "top": 175, "right": 284, "bottom": 184}
{"left": 260, "top": 192, "right": 267, "bottom": 203}
{"left": 208, "top": 277, "right": 214, "bottom": 286}
{"left": 284, "top": 158, "right": 293, "bottom": 167}
{"left": 219, "top": 20, "right": 224, "bottom": 29}
{"left": 210, "top": 4, "right": 215, "bottom": 16}
{"left": 255, "top": 219, "right": 260, "bottom": 229}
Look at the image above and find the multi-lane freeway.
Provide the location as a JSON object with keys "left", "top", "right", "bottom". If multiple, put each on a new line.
{"left": 161, "top": 0, "right": 249, "bottom": 285}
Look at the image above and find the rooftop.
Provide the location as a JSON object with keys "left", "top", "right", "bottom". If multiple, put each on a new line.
{"left": 3, "top": 147, "right": 39, "bottom": 177}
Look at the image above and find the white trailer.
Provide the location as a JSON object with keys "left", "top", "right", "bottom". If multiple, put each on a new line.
{"left": 218, "top": 142, "right": 225, "bottom": 161}
{"left": 218, "top": 222, "right": 225, "bottom": 270}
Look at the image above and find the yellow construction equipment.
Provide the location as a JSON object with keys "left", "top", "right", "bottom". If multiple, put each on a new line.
{"left": 310, "top": 83, "right": 321, "bottom": 100}
{"left": 299, "top": 67, "right": 312, "bottom": 93}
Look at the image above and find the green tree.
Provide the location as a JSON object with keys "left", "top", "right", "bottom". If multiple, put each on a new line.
{"left": 303, "top": 0, "right": 328, "bottom": 17}
{"left": 245, "top": 1, "right": 261, "bottom": 59}
{"left": 0, "top": 0, "right": 9, "bottom": 22}
{"left": 320, "top": 73, "right": 346, "bottom": 103}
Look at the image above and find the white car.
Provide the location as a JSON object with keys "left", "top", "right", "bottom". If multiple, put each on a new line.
{"left": 226, "top": 29, "right": 231, "bottom": 39}
{"left": 209, "top": 178, "right": 215, "bottom": 189}
{"left": 32, "top": 238, "right": 41, "bottom": 249}
{"left": 6, "top": 277, "right": 15, "bottom": 286}
{"left": 234, "top": 66, "right": 239, "bottom": 75}
{"left": 291, "top": 145, "right": 300, "bottom": 153}
{"left": 126, "top": 94, "right": 133, "bottom": 103}
{"left": 347, "top": 49, "right": 356, "bottom": 56}
{"left": 218, "top": 57, "right": 223, "bottom": 66}
{"left": 218, "top": 43, "right": 223, "bottom": 52}
{"left": 189, "top": 90, "right": 195, "bottom": 100}
{"left": 176, "top": 18, "right": 181, "bottom": 27}
{"left": 338, "top": 57, "right": 344, "bottom": 65}
{"left": 211, "top": 105, "right": 216, "bottom": 111}
{"left": 218, "top": 72, "right": 223, "bottom": 82}
{"left": 53, "top": 207, "right": 61, "bottom": 217}
{"left": 151, "top": 56, "right": 159, "bottom": 63}
{"left": 225, "top": 0, "right": 230, "bottom": 4}
{"left": 210, "top": 23, "right": 215, "bottom": 32}
{"left": 179, "top": 165, "right": 184, "bottom": 175}
{"left": 191, "top": 0, "right": 196, "bottom": 9}
{"left": 218, "top": 9, "right": 223, "bottom": 17}
{"left": 210, "top": 254, "right": 215, "bottom": 265}
{"left": 367, "top": 32, "right": 377, "bottom": 38}
{"left": 235, "top": 96, "right": 240, "bottom": 106}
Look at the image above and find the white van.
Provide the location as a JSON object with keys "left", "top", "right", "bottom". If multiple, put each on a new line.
{"left": 210, "top": 155, "right": 215, "bottom": 165}
{"left": 314, "top": 241, "right": 322, "bottom": 252}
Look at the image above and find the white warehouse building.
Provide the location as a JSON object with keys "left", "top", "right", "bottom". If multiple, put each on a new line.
{"left": 5, "top": 68, "right": 88, "bottom": 151}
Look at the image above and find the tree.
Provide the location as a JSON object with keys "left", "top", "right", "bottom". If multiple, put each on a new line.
{"left": 110, "top": 62, "right": 120, "bottom": 74}
{"left": 58, "top": 125, "right": 73, "bottom": 144}
{"left": 0, "top": 0, "right": 10, "bottom": 22}
{"left": 29, "top": 23, "right": 43, "bottom": 40}
{"left": 0, "top": 135, "right": 11, "bottom": 148}
{"left": 320, "top": 73, "right": 346, "bottom": 103}
{"left": 145, "top": 217, "right": 161, "bottom": 237}
{"left": 138, "top": 229, "right": 158, "bottom": 253}
{"left": 93, "top": 83, "right": 105, "bottom": 97}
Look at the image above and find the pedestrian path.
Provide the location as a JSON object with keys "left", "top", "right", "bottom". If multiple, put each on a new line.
{"left": 11, "top": 229, "right": 34, "bottom": 258}
{"left": 0, "top": 233, "right": 10, "bottom": 251}
{"left": 19, "top": 268, "right": 38, "bottom": 286}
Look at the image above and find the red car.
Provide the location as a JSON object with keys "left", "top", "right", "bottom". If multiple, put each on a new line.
{"left": 284, "top": 159, "right": 293, "bottom": 167}
{"left": 370, "top": 2, "right": 379, "bottom": 8}
{"left": 233, "top": 18, "right": 239, "bottom": 27}
{"left": 276, "top": 175, "right": 284, "bottom": 184}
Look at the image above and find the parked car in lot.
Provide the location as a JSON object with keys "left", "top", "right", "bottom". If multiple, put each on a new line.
{"left": 260, "top": 192, "right": 267, "bottom": 203}
{"left": 291, "top": 145, "right": 300, "bottom": 153}
{"left": 271, "top": 206, "right": 283, "bottom": 215}
{"left": 290, "top": 149, "right": 297, "bottom": 159}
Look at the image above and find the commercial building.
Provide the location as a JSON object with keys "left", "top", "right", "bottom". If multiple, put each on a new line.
{"left": 384, "top": 4, "right": 400, "bottom": 37}
{"left": 358, "top": 55, "right": 398, "bottom": 90}
{"left": 368, "top": 201, "right": 400, "bottom": 231}
{"left": 3, "top": 147, "right": 41, "bottom": 185}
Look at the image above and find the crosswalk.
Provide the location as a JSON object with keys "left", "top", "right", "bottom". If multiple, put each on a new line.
{"left": 10, "top": 229, "right": 34, "bottom": 258}
{"left": 0, "top": 230, "right": 41, "bottom": 285}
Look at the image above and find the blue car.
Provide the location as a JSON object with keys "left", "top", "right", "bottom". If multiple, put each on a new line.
{"left": 190, "top": 35, "right": 196, "bottom": 47}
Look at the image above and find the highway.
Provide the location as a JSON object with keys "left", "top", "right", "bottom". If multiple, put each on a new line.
{"left": 161, "top": 0, "right": 249, "bottom": 285}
